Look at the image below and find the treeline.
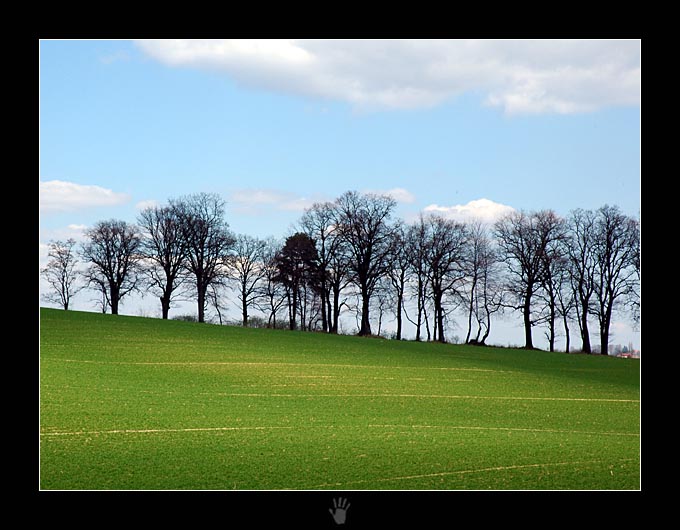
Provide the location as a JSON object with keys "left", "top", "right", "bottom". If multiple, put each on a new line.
{"left": 41, "top": 191, "right": 640, "bottom": 354}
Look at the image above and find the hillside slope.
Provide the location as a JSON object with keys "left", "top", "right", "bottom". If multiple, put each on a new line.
{"left": 39, "top": 308, "right": 640, "bottom": 490}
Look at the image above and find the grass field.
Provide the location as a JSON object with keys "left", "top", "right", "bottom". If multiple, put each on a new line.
{"left": 39, "top": 307, "right": 640, "bottom": 490}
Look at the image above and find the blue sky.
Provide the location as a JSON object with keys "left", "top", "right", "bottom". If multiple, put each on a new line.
{"left": 39, "top": 39, "right": 640, "bottom": 348}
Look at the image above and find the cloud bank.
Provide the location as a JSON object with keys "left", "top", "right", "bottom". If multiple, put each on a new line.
{"left": 40, "top": 180, "right": 131, "bottom": 213}
{"left": 424, "top": 198, "right": 515, "bottom": 223}
{"left": 135, "top": 39, "right": 640, "bottom": 114}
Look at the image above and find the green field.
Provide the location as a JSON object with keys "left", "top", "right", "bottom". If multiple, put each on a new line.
{"left": 39, "top": 307, "right": 640, "bottom": 490}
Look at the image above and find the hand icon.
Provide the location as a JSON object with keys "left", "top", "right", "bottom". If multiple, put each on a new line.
{"left": 329, "top": 496, "right": 351, "bottom": 525}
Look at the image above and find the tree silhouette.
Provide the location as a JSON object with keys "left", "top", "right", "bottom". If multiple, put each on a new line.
{"left": 81, "top": 220, "right": 142, "bottom": 315}
{"left": 275, "top": 232, "right": 320, "bottom": 331}
{"left": 41, "top": 238, "right": 83, "bottom": 310}
{"left": 137, "top": 205, "right": 189, "bottom": 319}
{"left": 334, "top": 191, "right": 396, "bottom": 336}
{"left": 171, "top": 193, "right": 235, "bottom": 323}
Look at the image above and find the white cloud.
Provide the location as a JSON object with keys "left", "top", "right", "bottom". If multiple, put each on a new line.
{"left": 39, "top": 224, "right": 89, "bottom": 248}
{"left": 365, "top": 187, "right": 416, "bottom": 204}
{"left": 40, "top": 180, "right": 131, "bottom": 213}
{"left": 228, "top": 188, "right": 325, "bottom": 214}
{"left": 424, "top": 198, "right": 515, "bottom": 224}
{"left": 135, "top": 39, "right": 640, "bottom": 114}
{"left": 135, "top": 199, "right": 159, "bottom": 211}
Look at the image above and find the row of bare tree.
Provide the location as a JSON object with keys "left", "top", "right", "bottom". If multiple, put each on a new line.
{"left": 41, "top": 191, "right": 639, "bottom": 353}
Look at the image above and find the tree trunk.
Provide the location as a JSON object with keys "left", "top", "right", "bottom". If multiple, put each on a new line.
{"left": 326, "top": 292, "right": 333, "bottom": 334}
{"left": 197, "top": 281, "right": 206, "bottom": 323}
{"left": 289, "top": 287, "right": 298, "bottom": 331}
{"left": 160, "top": 295, "right": 170, "bottom": 320}
{"left": 423, "top": 303, "right": 431, "bottom": 341}
{"left": 523, "top": 291, "right": 533, "bottom": 349}
{"left": 110, "top": 284, "right": 120, "bottom": 315}
{"left": 396, "top": 290, "right": 403, "bottom": 340}
{"left": 332, "top": 285, "right": 340, "bottom": 334}
{"left": 320, "top": 288, "right": 328, "bottom": 333}
{"left": 563, "top": 313, "right": 570, "bottom": 353}
{"left": 465, "top": 276, "right": 477, "bottom": 344}
{"left": 433, "top": 289, "right": 445, "bottom": 343}
{"left": 359, "top": 290, "right": 372, "bottom": 336}
{"left": 548, "top": 302, "right": 556, "bottom": 352}
{"left": 600, "top": 302, "right": 613, "bottom": 355}
{"left": 480, "top": 316, "right": 490, "bottom": 345}
{"left": 580, "top": 306, "right": 592, "bottom": 353}
{"left": 600, "top": 328, "right": 610, "bottom": 355}
{"left": 414, "top": 279, "right": 422, "bottom": 341}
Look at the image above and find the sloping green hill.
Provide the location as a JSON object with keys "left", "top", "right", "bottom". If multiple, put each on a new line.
{"left": 39, "top": 308, "right": 640, "bottom": 490}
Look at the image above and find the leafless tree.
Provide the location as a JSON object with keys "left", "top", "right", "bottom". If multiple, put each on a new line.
{"left": 137, "top": 205, "right": 189, "bottom": 319}
{"left": 207, "top": 281, "right": 228, "bottom": 325}
{"left": 225, "top": 234, "right": 267, "bottom": 327}
{"left": 494, "top": 210, "right": 564, "bottom": 349}
{"left": 326, "top": 229, "right": 352, "bottom": 335}
{"left": 41, "top": 238, "right": 84, "bottom": 310}
{"left": 171, "top": 193, "right": 235, "bottom": 323}
{"left": 423, "top": 214, "right": 468, "bottom": 343}
{"left": 462, "top": 222, "right": 503, "bottom": 345}
{"left": 627, "top": 213, "right": 641, "bottom": 329}
{"left": 334, "top": 191, "right": 397, "bottom": 336}
{"left": 405, "top": 215, "right": 430, "bottom": 341}
{"left": 566, "top": 209, "right": 598, "bottom": 353}
{"left": 554, "top": 259, "right": 576, "bottom": 353}
{"left": 81, "top": 219, "right": 142, "bottom": 315}
{"left": 385, "top": 221, "right": 411, "bottom": 340}
{"left": 592, "top": 205, "right": 639, "bottom": 355}
{"left": 372, "top": 276, "right": 392, "bottom": 337}
{"left": 90, "top": 280, "right": 111, "bottom": 314}
{"left": 299, "top": 201, "right": 349, "bottom": 333}
{"left": 254, "top": 237, "right": 287, "bottom": 328}
{"left": 539, "top": 212, "right": 568, "bottom": 351}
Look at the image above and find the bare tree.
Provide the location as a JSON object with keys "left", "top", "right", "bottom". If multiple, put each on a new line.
{"left": 300, "top": 202, "right": 339, "bottom": 333}
{"left": 535, "top": 223, "right": 569, "bottom": 352}
{"left": 566, "top": 209, "right": 598, "bottom": 353}
{"left": 405, "top": 215, "right": 430, "bottom": 341}
{"left": 462, "top": 222, "right": 503, "bottom": 345}
{"left": 372, "top": 276, "right": 392, "bottom": 337}
{"left": 627, "top": 213, "right": 641, "bottom": 329}
{"left": 171, "top": 193, "right": 235, "bottom": 323}
{"left": 326, "top": 228, "right": 352, "bottom": 335}
{"left": 592, "top": 205, "right": 639, "bottom": 355}
{"left": 494, "top": 210, "right": 564, "bottom": 349}
{"left": 90, "top": 279, "right": 111, "bottom": 314}
{"left": 41, "top": 238, "right": 84, "bottom": 310}
{"left": 81, "top": 219, "right": 142, "bottom": 315}
{"left": 137, "top": 205, "right": 189, "bottom": 319}
{"left": 554, "top": 258, "right": 576, "bottom": 353}
{"left": 225, "top": 234, "right": 267, "bottom": 327}
{"left": 473, "top": 250, "right": 504, "bottom": 346}
{"left": 334, "top": 191, "right": 397, "bottom": 336}
{"left": 423, "top": 214, "right": 468, "bottom": 343}
{"left": 386, "top": 222, "right": 410, "bottom": 340}
{"left": 255, "top": 237, "right": 287, "bottom": 328}
{"left": 207, "top": 281, "right": 228, "bottom": 325}
{"left": 299, "top": 201, "right": 353, "bottom": 334}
